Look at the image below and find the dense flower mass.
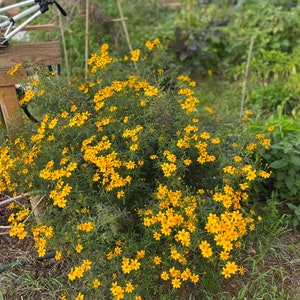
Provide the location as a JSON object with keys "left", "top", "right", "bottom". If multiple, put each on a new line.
{"left": 0, "top": 40, "right": 272, "bottom": 299}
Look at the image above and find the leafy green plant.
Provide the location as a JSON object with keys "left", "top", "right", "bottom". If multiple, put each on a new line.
{"left": 0, "top": 39, "right": 274, "bottom": 299}
{"left": 167, "top": 1, "right": 300, "bottom": 77}
{"left": 248, "top": 105, "right": 300, "bottom": 228}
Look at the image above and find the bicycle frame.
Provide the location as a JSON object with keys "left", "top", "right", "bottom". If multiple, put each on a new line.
{"left": 0, "top": 0, "right": 66, "bottom": 47}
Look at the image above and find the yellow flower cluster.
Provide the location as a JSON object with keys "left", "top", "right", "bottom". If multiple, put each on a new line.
{"left": 161, "top": 162, "right": 177, "bottom": 177}
{"left": 49, "top": 180, "right": 72, "bottom": 208}
{"left": 81, "top": 139, "right": 132, "bottom": 192}
{"left": 31, "top": 114, "right": 50, "bottom": 143}
{"left": 9, "top": 221, "right": 28, "bottom": 239}
{"left": 40, "top": 160, "right": 77, "bottom": 181}
{"left": 205, "top": 211, "right": 253, "bottom": 255}
{"left": 121, "top": 257, "right": 141, "bottom": 274}
{"left": 122, "top": 124, "right": 143, "bottom": 152}
{"left": 88, "top": 43, "right": 113, "bottom": 73}
{"left": 78, "top": 80, "right": 97, "bottom": 94}
{"left": 1, "top": 41, "right": 275, "bottom": 298}
{"left": 145, "top": 38, "right": 160, "bottom": 51}
{"left": 221, "top": 261, "right": 240, "bottom": 278}
{"left": 0, "top": 146, "right": 18, "bottom": 192}
{"left": 7, "top": 63, "right": 22, "bottom": 75}
{"left": 77, "top": 222, "right": 95, "bottom": 232}
{"left": 142, "top": 184, "right": 201, "bottom": 285}
{"left": 131, "top": 49, "right": 141, "bottom": 62}
{"left": 69, "top": 111, "right": 90, "bottom": 127}
{"left": 68, "top": 259, "right": 92, "bottom": 281}
{"left": 177, "top": 76, "right": 199, "bottom": 114}
{"left": 32, "top": 225, "right": 54, "bottom": 257}
{"left": 40, "top": 159, "right": 77, "bottom": 208}
{"left": 110, "top": 281, "right": 135, "bottom": 300}
{"left": 176, "top": 124, "right": 217, "bottom": 164}
{"left": 8, "top": 203, "right": 30, "bottom": 240}
{"left": 160, "top": 267, "right": 199, "bottom": 288}
{"left": 199, "top": 240, "right": 213, "bottom": 258}
{"left": 19, "top": 89, "right": 35, "bottom": 105}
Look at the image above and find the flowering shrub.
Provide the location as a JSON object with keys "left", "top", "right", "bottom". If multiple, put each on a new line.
{"left": 0, "top": 39, "right": 272, "bottom": 299}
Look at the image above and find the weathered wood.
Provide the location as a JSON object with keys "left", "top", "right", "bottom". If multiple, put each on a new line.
{"left": 0, "top": 68, "right": 27, "bottom": 87}
{"left": 0, "top": 24, "right": 59, "bottom": 32}
{"left": 20, "top": 24, "right": 59, "bottom": 31}
{"left": 0, "top": 85, "right": 22, "bottom": 130}
{"left": 0, "top": 41, "right": 62, "bottom": 70}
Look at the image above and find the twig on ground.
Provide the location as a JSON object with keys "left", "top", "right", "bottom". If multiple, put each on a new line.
{"left": 0, "top": 193, "right": 31, "bottom": 207}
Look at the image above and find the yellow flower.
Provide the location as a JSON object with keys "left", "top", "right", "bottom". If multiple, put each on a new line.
{"left": 205, "top": 106, "right": 214, "bottom": 114}
{"left": 76, "top": 243, "right": 83, "bottom": 253}
{"left": 181, "top": 268, "right": 191, "bottom": 281}
{"left": 130, "top": 259, "right": 141, "bottom": 271}
{"left": 161, "top": 271, "right": 169, "bottom": 281}
{"left": 199, "top": 240, "right": 213, "bottom": 258}
{"left": 19, "top": 89, "right": 35, "bottom": 105}
{"left": 136, "top": 250, "right": 145, "bottom": 259}
{"left": 144, "top": 85, "right": 158, "bottom": 97}
{"left": 172, "top": 278, "right": 182, "bottom": 289}
{"left": 7, "top": 63, "right": 22, "bottom": 75}
{"left": 183, "top": 158, "right": 192, "bottom": 166}
{"left": 246, "top": 169, "right": 257, "bottom": 181}
{"left": 110, "top": 282, "right": 124, "bottom": 299}
{"left": 92, "top": 279, "right": 101, "bottom": 288}
{"left": 77, "top": 222, "right": 94, "bottom": 232}
{"left": 82, "top": 259, "right": 92, "bottom": 271}
{"left": 161, "top": 162, "right": 177, "bottom": 177}
{"left": 125, "top": 282, "right": 134, "bottom": 293}
{"left": 246, "top": 143, "right": 257, "bottom": 151}
{"left": 234, "top": 156, "right": 242, "bottom": 162}
{"left": 153, "top": 256, "right": 161, "bottom": 265}
{"left": 222, "top": 261, "right": 238, "bottom": 278}
{"left": 130, "top": 143, "right": 139, "bottom": 151}
{"left": 61, "top": 294, "right": 67, "bottom": 300}
{"left": 176, "top": 229, "right": 190, "bottom": 247}
{"left": 220, "top": 251, "right": 229, "bottom": 261}
{"left": 239, "top": 182, "right": 249, "bottom": 190}
{"left": 55, "top": 251, "right": 62, "bottom": 260}
{"left": 131, "top": 49, "right": 141, "bottom": 62}
{"left": 75, "top": 292, "right": 84, "bottom": 300}
{"left": 114, "top": 246, "right": 122, "bottom": 255}
{"left": 190, "top": 273, "right": 199, "bottom": 283}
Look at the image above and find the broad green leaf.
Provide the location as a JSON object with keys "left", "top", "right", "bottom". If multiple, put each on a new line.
{"left": 285, "top": 176, "right": 295, "bottom": 190}
{"left": 290, "top": 155, "right": 300, "bottom": 166}
{"left": 270, "top": 159, "right": 288, "bottom": 169}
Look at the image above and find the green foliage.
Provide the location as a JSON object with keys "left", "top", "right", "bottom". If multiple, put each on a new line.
{"left": 1, "top": 0, "right": 300, "bottom": 298}
{"left": 0, "top": 40, "right": 274, "bottom": 299}
{"left": 166, "top": 1, "right": 300, "bottom": 77}
{"left": 248, "top": 105, "right": 300, "bottom": 228}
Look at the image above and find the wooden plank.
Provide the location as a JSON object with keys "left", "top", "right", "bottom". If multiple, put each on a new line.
{"left": 0, "top": 24, "right": 59, "bottom": 33}
{"left": 0, "top": 68, "right": 27, "bottom": 87}
{"left": 20, "top": 24, "right": 59, "bottom": 31}
{"left": 0, "top": 85, "right": 22, "bottom": 130}
{"left": 0, "top": 41, "right": 62, "bottom": 70}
